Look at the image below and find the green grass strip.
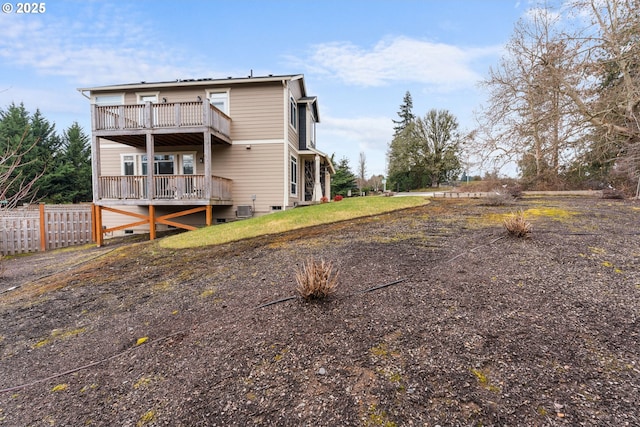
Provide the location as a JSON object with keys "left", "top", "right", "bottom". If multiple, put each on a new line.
{"left": 160, "top": 196, "right": 429, "bottom": 249}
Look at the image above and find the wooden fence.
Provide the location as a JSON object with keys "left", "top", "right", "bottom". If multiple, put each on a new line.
{"left": 0, "top": 204, "right": 93, "bottom": 255}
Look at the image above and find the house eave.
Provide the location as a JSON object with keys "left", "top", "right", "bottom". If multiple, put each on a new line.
{"left": 78, "top": 74, "right": 305, "bottom": 93}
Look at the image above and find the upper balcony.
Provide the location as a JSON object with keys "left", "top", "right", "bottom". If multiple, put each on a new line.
{"left": 91, "top": 101, "right": 232, "bottom": 146}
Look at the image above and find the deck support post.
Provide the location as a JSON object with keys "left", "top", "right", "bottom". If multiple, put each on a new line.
{"left": 206, "top": 205, "right": 212, "bottom": 226}
{"left": 149, "top": 205, "right": 156, "bottom": 240}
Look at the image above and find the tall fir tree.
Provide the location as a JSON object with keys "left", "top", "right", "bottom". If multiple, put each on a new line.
{"left": 40, "top": 122, "right": 92, "bottom": 203}
{"left": 392, "top": 91, "right": 415, "bottom": 137}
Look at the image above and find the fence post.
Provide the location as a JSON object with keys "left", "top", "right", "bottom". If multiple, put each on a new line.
{"left": 39, "top": 203, "right": 46, "bottom": 252}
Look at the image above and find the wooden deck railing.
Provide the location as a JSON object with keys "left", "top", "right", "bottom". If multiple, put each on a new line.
{"left": 98, "top": 175, "right": 232, "bottom": 201}
{"left": 93, "top": 101, "right": 231, "bottom": 138}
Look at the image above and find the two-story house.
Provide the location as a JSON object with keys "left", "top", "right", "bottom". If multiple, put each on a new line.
{"left": 78, "top": 74, "right": 334, "bottom": 245}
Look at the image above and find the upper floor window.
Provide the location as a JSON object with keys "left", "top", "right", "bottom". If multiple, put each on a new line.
{"left": 93, "top": 93, "right": 124, "bottom": 106}
{"left": 207, "top": 91, "right": 229, "bottom": 115}
{"left": 290, "top": 97, "right": 297, "bottom": 129}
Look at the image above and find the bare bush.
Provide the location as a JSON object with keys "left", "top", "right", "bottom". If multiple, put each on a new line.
{"left": 295, "top": 258, "right": 339, "bottom": 301}
{"left": 503, "top": 210, "right": 532, "bottom": 238}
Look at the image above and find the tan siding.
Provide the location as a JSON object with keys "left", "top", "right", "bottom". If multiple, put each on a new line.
{"left": 99, "top": 139, "right": 144, "bottom": 175}
{"left": 212, "top": 143, "right": 284, "bottom": 214}
{"left": 230, "top": 84, "right": 284, "bottom": 140}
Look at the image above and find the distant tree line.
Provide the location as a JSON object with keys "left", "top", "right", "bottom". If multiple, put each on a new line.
{"left": 0, "top": 103, "right": 92, "bottom": 208}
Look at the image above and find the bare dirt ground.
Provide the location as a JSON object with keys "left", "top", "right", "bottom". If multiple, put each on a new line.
{"left": 1, "top": 196, "right": 639, "bottom": 426}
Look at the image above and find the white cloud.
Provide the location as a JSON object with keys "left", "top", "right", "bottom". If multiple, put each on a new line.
{"left": 291, "top": 36, "right": 501, "bottom": 90}
{"left": 319, "top": 115, "right": 393, "bottom": 176}
{"left": 0, "top": 4, "right": 214, "bottom": 86}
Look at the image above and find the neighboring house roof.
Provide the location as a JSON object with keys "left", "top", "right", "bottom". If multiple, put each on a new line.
{"left": 78, "top": 74, "right": 306, "bottom": 96}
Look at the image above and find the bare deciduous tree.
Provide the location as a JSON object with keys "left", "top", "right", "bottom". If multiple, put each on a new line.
{"left": 1, "top": 131, "right": 43, "bottom": 210}
{"left": 474, "top": 0, "right": 639, "bottom": 188}
{"left": 357, "top": 152, "right": 367, "bottom": 192}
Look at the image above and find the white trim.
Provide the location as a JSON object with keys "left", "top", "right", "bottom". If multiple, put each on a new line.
{"left": 289, "top": 95, "right": 297, "bottom": 130}
{"left": 283, "top": 85, "right": 289, "bottom": 208}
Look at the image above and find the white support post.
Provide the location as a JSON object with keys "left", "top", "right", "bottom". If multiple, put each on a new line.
{"left": 312, "top": 154, "right": 322, "bottom": 202}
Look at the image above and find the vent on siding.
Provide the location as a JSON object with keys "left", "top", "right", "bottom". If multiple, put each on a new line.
{"left": 236, "top": 205, "right": 253, "bottom": 218}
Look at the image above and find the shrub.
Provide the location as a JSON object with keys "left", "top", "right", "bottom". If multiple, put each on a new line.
{"left": 485, "top": 188, "right": 513, "bottom": 206}
{"left": 485, "top": 184, "right": 522, "bottom": 206}
{"left": 320, "top": 196, "right": 329, "bottom": 203}
{"left": 334, "top": 195, "right": 343, "bottom": 201}
{"left": 295, "top": 258, "right": 339, "bottom": 301}
{"left": 503, "top": 210, "right": 532, "bottom": 237}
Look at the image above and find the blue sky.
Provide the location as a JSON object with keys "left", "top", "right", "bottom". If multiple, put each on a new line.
{"left": 0, "top": 0, "right": 528, "bottom": 177}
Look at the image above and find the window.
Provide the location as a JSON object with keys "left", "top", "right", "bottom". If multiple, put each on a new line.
{"left": 93, "top": 94, "right": 124, "bottom": 105}
{"left": 290, "top": 156, "right": 298, "bottom": 195}
{"left": 182, "top": 154, "right": 194, "bottom": 175}
{"left": 142, "top": 154, "right": 175, "bottom": 175}
{"left": 125, "top": 153, "right": 195, "bottom": 176}
{"left": 137, "top": 93, "right": 158, "bottom": 104}
{"left": 290, "top": 97, "right": 297, "bottom": 129}
{"left": 123, "top": 155, "right": 135, "bottom": 176}
{"left": 94, "top": 94, "right": 124, "bottom": 129}
{"left": 207, "top": 91, "right": 229, "bottom": 115}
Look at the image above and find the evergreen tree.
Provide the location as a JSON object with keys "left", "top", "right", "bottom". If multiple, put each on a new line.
{"left": 392, "top": 91, "right": 415, "bottom": 136}
{"left": 330, "top": 156, "right": 358, "bottom": 197}
{"left": 41, "top": 122, "right": 92, "bottom": 203}
{"left": 388, "top": 109, "right": 463, "bottom": 190}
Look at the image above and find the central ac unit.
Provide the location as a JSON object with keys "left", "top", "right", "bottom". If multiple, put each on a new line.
{"left": 236, "top": 205, "right": 253, "bottom": 218}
